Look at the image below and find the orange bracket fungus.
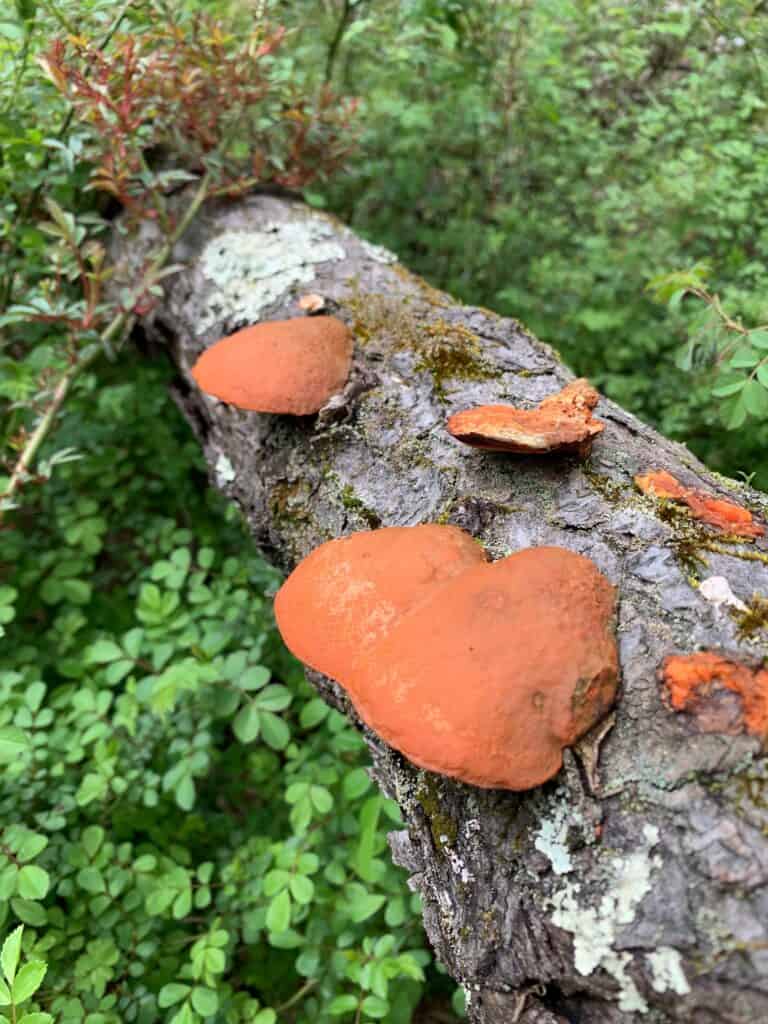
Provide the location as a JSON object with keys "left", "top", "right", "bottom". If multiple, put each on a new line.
{"left": 191, "top": 315, "right": 352, "bottom": 415}
{"left": 446, "top": 378, "right": 605, "bottom": 458}
{"left": 635, "top": 470, "right": 764, "bottom": 539}
{"left": 275, "top": 526, "right": 618, "bottom": 790}
{"left": 662, "top": 651, "right": 768, "bottom": 738}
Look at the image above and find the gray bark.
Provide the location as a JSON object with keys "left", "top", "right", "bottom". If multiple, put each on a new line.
{"left": 124, "top": 192, "right": 768, "bottom": 1023}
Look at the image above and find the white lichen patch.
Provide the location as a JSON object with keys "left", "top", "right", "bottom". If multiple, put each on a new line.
{"left": 533, "top": 788, "right": 574, "bottom": 875}
{"left": 214, "top": 453, "right": 236, "bottom": 486}
{"left": 360, "top": 238, "right": 398, "bottom": 264}
{"left": 646, "top": 947, "right": 690, "bottom": 995}
{"left": 198, "top": 220, "right": 346, "bottom": 333}
{"left": 549, "top": 824, "right": 661, "bottom": 1014}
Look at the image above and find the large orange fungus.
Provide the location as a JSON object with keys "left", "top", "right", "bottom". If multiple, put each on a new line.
{"left": 275, "top": 526, "right": 619, "bottom": 790}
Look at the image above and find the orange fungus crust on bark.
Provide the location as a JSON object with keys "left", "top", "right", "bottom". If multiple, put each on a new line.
{"left": 275, "top": 527, "right": 619, "bottom": 790}
{"left": 635, "top": 470, "right": 764, "bottom": 539}
{"left": 446, "top": 378, "right": 605, "bottom": 458}
{"left": 662, "top": 652, "right": 768, "bottom": 738}
{"left": 191, "top": 315, "right": 352, "bottom": 415}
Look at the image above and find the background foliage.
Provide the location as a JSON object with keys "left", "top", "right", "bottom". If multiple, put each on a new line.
{"left": 2, "top": 0, "right": 768, "bottom": 1022}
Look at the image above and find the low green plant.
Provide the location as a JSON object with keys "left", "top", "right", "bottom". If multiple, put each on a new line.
{"left": 0, "top": 360, "right": 461, "bottom": 1023}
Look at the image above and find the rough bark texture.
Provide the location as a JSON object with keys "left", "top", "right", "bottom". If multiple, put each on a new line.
{"left": 125, "top": 192, "right": 768, "bottom": 1023}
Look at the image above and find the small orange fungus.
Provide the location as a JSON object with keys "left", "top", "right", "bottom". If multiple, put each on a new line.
{"left": 636, "top": 470, "right": 764, "bottom": 539}
{"left": 662, "top": 651, "right": 768, "bottom": 738}
{"left": 447, "top": 379, "right": 605, "bottom": 459}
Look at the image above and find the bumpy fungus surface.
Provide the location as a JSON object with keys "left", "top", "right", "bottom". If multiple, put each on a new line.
{"left": 191, "top": 315, "right": 352, "bottom": 415}
{"left": 275, "top": 527, "right": 618, "bottom": 790}
{"left": 447, "top": 378, "right": 605, "bottom": 458}
{"left": 662, "top": 651, "right": 768, "bottom": 738}
{"left": 636, "top": 470, "right": 764, "bottom": 539}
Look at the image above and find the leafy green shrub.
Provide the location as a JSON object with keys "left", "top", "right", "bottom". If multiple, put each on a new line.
{"left": 0, "top": 361, "right": 452, "bottom": 1023}
{"left": 288, "top": 0, "right": 768, "bottom": 485}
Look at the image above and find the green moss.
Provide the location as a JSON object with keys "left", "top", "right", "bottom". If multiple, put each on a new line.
{"left": 339, "top": 484, "right": 381, "bottom": 529}
{"left": 733, "top": 594, "right": 768, "bottom": 640}
{"left": 342, "top": 290, "right": 495, "bottom": 400}
{"left": 583, "top": 466, "right": 626, "bottom": 505}
{"left": 414, "top": 319, "right": 496, "bottom": 402}
{"left": 416, "top": 777, "right": 459, "bottom": 853}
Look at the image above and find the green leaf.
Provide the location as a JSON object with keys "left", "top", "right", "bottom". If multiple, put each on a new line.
{"left": 742, "top": 378, "right": 768, "bottom": 418}
{"left": 757, "top": 364, "right": 768, "bottom": 389}
{"left": 265, "top": 889, "right": 291, "bottom": 933}
{"left": 729, "top": 347, "right": 759, "bottom": 369}
{"left": 1, "top": 926, "right": 22, "bottom": 984}
{"left": 84, "top": 640, "right": 123, "bottom": 664}
{"left": 233, "top": 703, "right": 260, "bottom": 744}
{"left": 76, "top": 867, "right": 105, "bottom": 895}
{"left": 190, "top": 987, "right": 218, "bottom": 1016}
{"left": 259, "top": 711, "right": 290, "bottom": 751}
{"left": 238, "top": 666, "right": 271, "bottom": 691}
{"left": 355, "top": 796, "right": 382, "bottom": 882}
{"left": 9, "top": 900, "right": 46, "bottom": 927}
{"left": 289, "top": 875, "right": 314, "bottom": 905}
{"left": 299, "top": 698, "right": 328, "bottom": 729}
{"left": 710, "top": 378, "right": 745, "bottom": 398}
{"left": 361, "top": 995, "right": 389, "bottom": 1019}
{"left": 158, "top": 983, "right": 190, "bottom": 1008}
{"left": 329, "top": 995, "right": 359, "bottom": 1015}
{"left": 16, "top": 866, "right": 48, "bottom": 901}
{"left": 0, "top": 728, "right": 30, "bottom": 764}
{"left": 310, "top": 786, "right": 332, "bottom": 814}
{"left": 722, "top": 394, "right": 748, "bottom": 430}
{"left": 749, "top": 330, "right": 768, "bottom": 350}
{"left": 12, "top": 961, "right": 46, "bottom": 1004}
{"left": 15, "top": 833, "right": 47, "bottom": 863}
{"left": 254, "top": 685, "right": 292, "bottom": 712}
{"left": 343, "top": 767, "right": 371, "bottom": 801}
{"left": 81, "top": 826, "right": 104, "bottom": 859}
{"left": 18, "top": 1014, "right": 54, "bottom": 1024}
{"left": 175, "top": 775, "right": 195, "bottom": 812}
{"left": 0, "top": 978, "right": 9, "bottom": 1006}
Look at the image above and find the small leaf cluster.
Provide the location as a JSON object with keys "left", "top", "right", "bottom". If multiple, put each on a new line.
{"left": 0, "top": 361, "right": 458, "bottom": 1023}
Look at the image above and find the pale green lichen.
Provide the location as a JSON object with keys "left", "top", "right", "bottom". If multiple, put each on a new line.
{"left": 215, "top": 453, "right": 235, "bottom": 486}
{"left": 533, "top": 788, "right": 574, "bottom": 876}
{"left": 360, "top": 238, "right": 398, "bottom": 264}
{"left": 549, "top": 824, "right": 660, "bottom": 1014}
{"left": 198, "top": 219, "right": 346, "bottom": 332}
{"left": 646, "top": 947, "right": 690, "bottom": 996}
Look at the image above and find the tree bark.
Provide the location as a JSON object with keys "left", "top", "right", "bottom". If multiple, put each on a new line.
{"left": 125, "top": 192, "right": 768, "bottom": 1023}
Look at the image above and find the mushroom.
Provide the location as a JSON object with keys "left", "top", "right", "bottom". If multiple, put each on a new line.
{"left": 636, "top": 470, "right": 764, "bottom": 538}
{"left": 274, "top": 524, "right": 487, "bottom": 688}
{"left": 447, "top": 379, "right": 605, "bottom": 458}
{"left": 662, "top": 651, "right": 768, "bottom": 737}
{"left": 275, "top": 528, "right": 618, "bottom": 790}
{"left": 191, "top": 316, "right": 352, "bottom": 415}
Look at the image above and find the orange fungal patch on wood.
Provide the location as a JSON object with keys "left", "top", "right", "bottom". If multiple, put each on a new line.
{"left": 636, "top": 470, "right": 764, "bottom": 539}
{"left": 447, "top": 378, "right": 605, "bottom": 459}
{"left": 662, "top": 651, "right": 768, "bottom": 738}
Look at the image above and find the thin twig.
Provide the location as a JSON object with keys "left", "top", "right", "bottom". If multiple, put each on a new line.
{"left": 1, "top": 173, "right": 210, "bottom": 516}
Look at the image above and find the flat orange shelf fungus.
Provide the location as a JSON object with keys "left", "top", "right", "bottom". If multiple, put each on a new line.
{"left": 275, "top": 527, "right": 619, "bottom": 790}
{"left": 446, "top": 378, "right": 605, "bottom": 458}
{"left": 635, "top": 470, "right": 764, "bottom": 539}
{"left": 191, "top": 316, "right": 352, "bottom": 415}
{"left": 662, "top": 652, "right": 768, "bottom": 738}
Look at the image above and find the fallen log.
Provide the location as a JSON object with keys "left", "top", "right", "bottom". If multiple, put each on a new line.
{"left": 122, "top": 192, "right": 768, "bottom": 1023}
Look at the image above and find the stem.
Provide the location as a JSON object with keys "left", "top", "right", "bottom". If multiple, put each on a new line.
{"left": 275, "top": 978, "right": 318, "bottom": 1013}
{"left": 1, "top": 173, "right": 210, "bottom": 516}
{"left": 324, "top": 0, "right": 353, "bottom": 84}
